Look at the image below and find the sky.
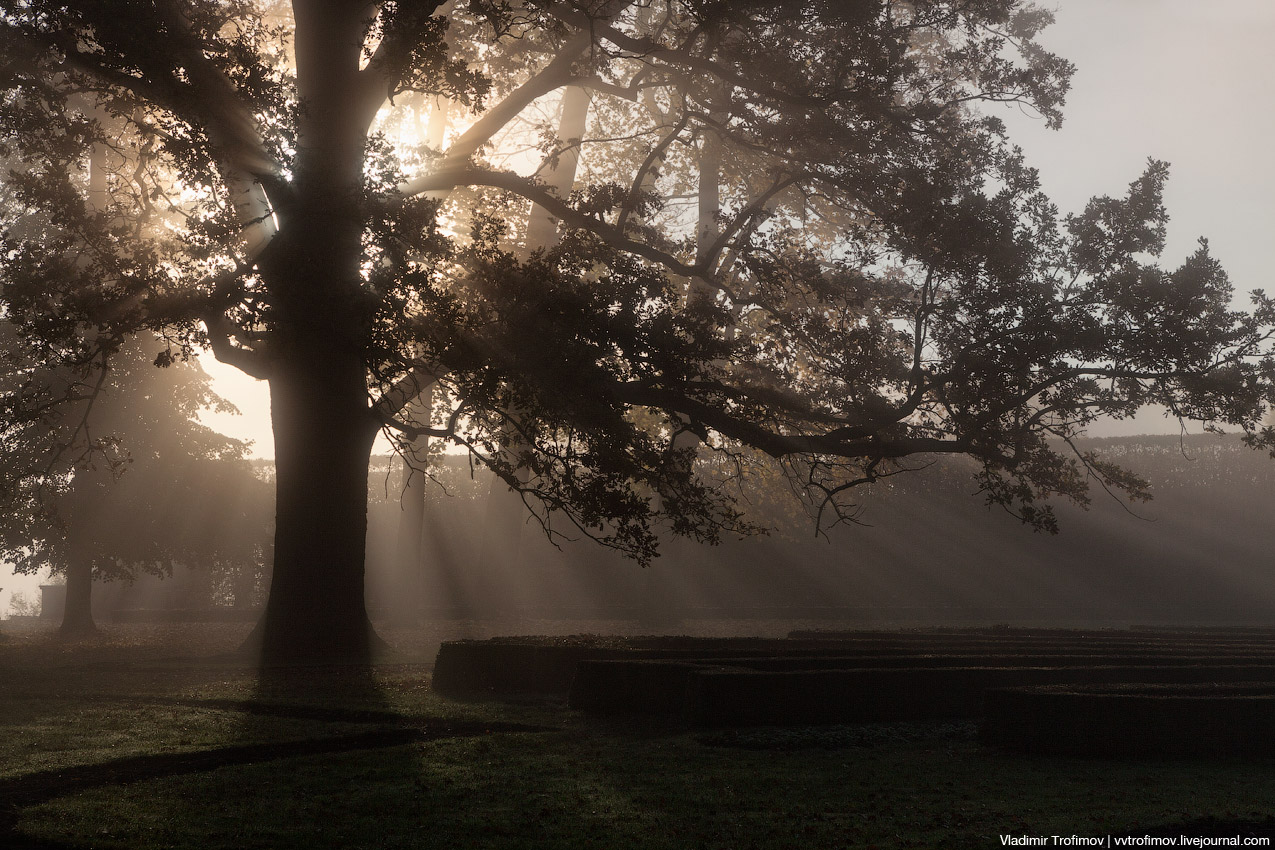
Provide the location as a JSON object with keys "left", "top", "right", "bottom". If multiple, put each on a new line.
{"left": 7, "top": 1, "right": 1275, "bottom": 612}
{"left": 999, "top": 1, "right": 1275, "bottom": 433}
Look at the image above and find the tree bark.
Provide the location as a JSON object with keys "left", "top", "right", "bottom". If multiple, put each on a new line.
{"left": 59, "top": 550, "right": 96, "bottom": 636}
{"left": 390, "top": 439, "right": 428, "bottom": 626}
{"left": 244, "top": 2, "right": 383, "bottom": 664}
{"left": 58, "top": 133, "right": 106, "bottom": 639}
{"left": 388, "top": 97, "right": 453, "bottom": 625}
{"left": 252, "top": 345, "right": 380, "bottom": 662}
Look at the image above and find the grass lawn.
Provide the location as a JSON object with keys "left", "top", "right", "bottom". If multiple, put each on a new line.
{"left": 3, "top": 621, "right": 1274, "bottom": 849}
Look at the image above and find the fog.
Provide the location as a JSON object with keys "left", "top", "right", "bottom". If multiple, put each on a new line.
{"left": 13, "top": 433, "right": 1272, "bottom": 640}
{"left": 364, "top": 435, "right": 1275, "bottom": 631}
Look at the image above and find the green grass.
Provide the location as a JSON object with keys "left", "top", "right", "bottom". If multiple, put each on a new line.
{"left": 4, "top": 622, "right": 1275, "bottom": 849}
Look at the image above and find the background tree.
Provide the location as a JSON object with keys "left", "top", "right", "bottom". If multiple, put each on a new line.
{"left": 0, "top": 330, "right": 270, "bottom": 634}
{"left": 2, "top": 1, "right": 1273, "bottom": 663}
{"left": 0, "top": 96, "right": 269, "bottom": 634}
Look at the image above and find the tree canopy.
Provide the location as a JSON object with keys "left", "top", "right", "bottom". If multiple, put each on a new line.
{"left": 3, "top": 1, "right": 1273, "bottom": 659}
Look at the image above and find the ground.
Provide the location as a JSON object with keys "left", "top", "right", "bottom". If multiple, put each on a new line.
{"left": 2, "top": 619, "right": 1274, "bottom": 849}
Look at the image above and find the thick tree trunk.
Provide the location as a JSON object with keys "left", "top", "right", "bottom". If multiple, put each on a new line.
{"left": 252, "top": 348, "right": 379, "bottom": 663}
{"left": 245, "top": 2, "right": 382, "bottom": 664}
{"left": 59, "top": 553, "right": 96, "bottom": 636}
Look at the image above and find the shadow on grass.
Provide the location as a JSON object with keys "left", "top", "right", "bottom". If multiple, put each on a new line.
{"left": 14, "top": 704, "right": 1275, "bottom": 850}
{"left": 2, "top": 658, "right": 547, "bottom": 850}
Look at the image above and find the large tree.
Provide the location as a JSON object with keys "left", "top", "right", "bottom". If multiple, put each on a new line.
{"left": 3, "top": 1, "right": 1273, "bottom": 662}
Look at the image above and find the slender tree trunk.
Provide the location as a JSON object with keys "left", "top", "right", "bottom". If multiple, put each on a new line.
{"left": 524, "top": 85, "right": 591, "bottom": 249}
{"left": 473, "top": 474, "right": 525, "bottom": 616}
{"left": 390, "top": 96, "right": 453, "bottom": 624}
{"left": 692, "top": 107, "right": 724, "bottom": 299}
{"left": 232, "top": 560, "right": 258, "bottom": 608}
{"left": 59, "top": 550, "right": 96, "bottom": 636}
{"left": 696, "top": 129, "right": 720, "bottom": 268}
{"left": 391, "top": 430, "right": 428, "bottom": 626}
{"left": 475, "top": 86, "right": 593, "bottom": 607}
{"left": 58, "top": 131, "right": 107, "bottom": 639}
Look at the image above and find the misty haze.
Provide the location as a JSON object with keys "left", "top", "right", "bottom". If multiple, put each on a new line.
{"left": 4, "top": 1, "right": 1275, "bottom": 848}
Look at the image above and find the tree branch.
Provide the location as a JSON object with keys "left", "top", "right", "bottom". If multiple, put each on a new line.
{"left": 401, "top": 164, "right": 717, "bottom": 280}
{"left": 399, "top": 29, "right": 592, "bottom": 196}
{"left": 616, "top": 112, "right": 690, "bottom": 232}
{"left": 611, "top": 381, "right": 987, "bottom": 462}
{"left": 542, "top": 4, "right": 853, "bottom": 109}
{"left": 357, "top": 1, "right": 451, "bottom": 118}
{"left": 372, "top": 364, "right": 444, "bottom": 419}
{"left": 202, "top": 312, "right": 271, "bottom": 380}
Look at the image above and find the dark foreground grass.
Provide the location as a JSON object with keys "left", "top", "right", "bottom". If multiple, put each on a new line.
{"left": 4, "top": 622, "right": 1275, "bottom": 849}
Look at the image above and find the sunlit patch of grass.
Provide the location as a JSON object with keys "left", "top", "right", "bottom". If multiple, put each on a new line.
{"left": 0, "top": 699, "right": 376, "bottom": 780}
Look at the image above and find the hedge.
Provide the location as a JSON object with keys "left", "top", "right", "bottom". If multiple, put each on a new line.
{"left": 983, "top": 683, "right": 1275, "bottom": 757}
